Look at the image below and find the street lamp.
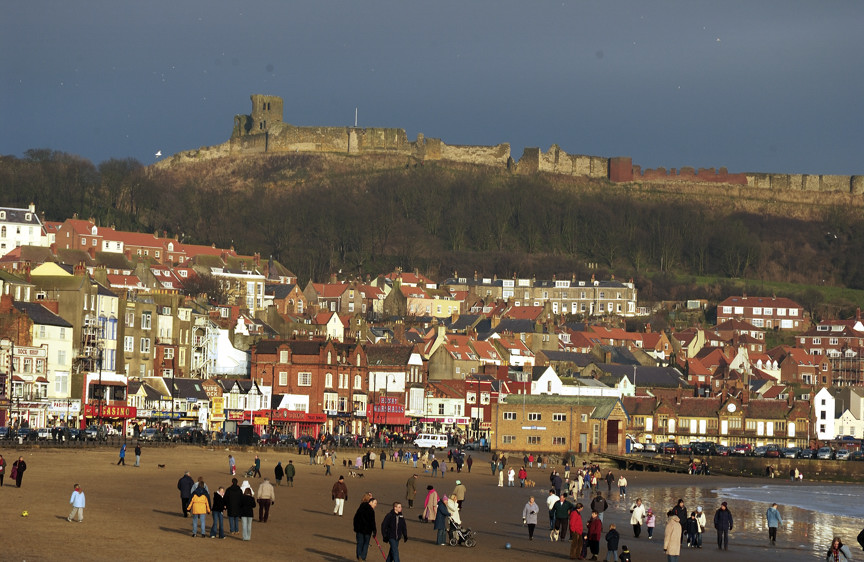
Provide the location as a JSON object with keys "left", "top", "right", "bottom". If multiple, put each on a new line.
{"left": 269, "top": 364, "right": 275, "bottom": 437}
{"left": 96, "top": 344, "right": 104, "bottom": 428}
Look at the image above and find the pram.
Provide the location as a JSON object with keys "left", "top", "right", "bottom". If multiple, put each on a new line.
{"left": 448, "top": 520, "right": 477, "bottom": 547}
{"left": 244, "top": 466, "right": 257, "bottom": 477}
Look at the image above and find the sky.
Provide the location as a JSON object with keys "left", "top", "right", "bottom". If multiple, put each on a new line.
{"left": 2, "top": 1, "right": 862, "bottom": 175}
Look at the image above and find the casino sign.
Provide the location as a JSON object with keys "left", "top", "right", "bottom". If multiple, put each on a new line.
{"left": 83, "top": 404, "right": 137, "bottom": 419}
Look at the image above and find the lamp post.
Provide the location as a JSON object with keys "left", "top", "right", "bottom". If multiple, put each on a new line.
{"left": 269, "top": 364, "right": 275, "bottom": 437}
{"left": 96, "top": 344, "right": 103, "bottom": 428}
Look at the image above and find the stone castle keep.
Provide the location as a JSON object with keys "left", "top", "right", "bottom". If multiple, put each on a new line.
{"left": 170, "top": 94, "right": 863, "bottom": 194}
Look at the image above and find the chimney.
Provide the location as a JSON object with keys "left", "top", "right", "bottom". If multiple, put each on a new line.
{"left": 676, "top": 386, "right": 682, "bottom": 405}
{"left": 23, "top": 261, "right": 31, "bottom": 283}
{"left": 742, "top": 386, "right": 750, "bottom": 405}
{"left": 28, "top": 202, "right": 35, "bottom": 213}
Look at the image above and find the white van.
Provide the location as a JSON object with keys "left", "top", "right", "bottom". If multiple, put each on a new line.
{"left": 413, "top": 434, "right": 448, "bottom": 450}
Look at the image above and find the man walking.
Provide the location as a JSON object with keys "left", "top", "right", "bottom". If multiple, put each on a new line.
{"left": 256, "top": 477, "right": 275, "bottom": 522}
{"left": 568, "top": 502, "right": 584, "bottom": 559}
{"left": 228, "top": 454, "right": 236, "bottom": 475}
{"left": 405, "top": 473, "right": 418, "bottom": 508}
{"left": 225, "top": 478, "right": 243, "bottom": 536}
{"left": 381, "top": 502, "right": 408, "bottom": 562}
{"left": 284, "top": 459, "right": 295, "bottom": 487}
{"left": 452, "top": 480, "right": 466, "bottom": 510}
{"left": 177, "top": 471, "right": 194, "bottom": 517}
{"left": 766, "top": 503, "right": 783, "bottom": 545}
{"left": 67, "top": 483, "right": 85, "bottom": 522}
{"left": 134, "top": 443, "right": 141, "bottom": 467}
{"left": 332, "top": 475, "right": 349, "bottom": 516}
{"left": 117, "top": 443, "right": 126, "bottom": 465}
{"left": 591, "top": 491, "right": 608, "bottom": 523}
{"left": 252, "top": 454, "right": 261, "bottom": 478}
{"left": 713, "top": 501, "right": 733, "bottom": 550}
{"left": 630, "top": 498, "right": 646, "bottom": 538}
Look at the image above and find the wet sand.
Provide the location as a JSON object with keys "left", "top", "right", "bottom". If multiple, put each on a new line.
{"left": 0, "top": 445, "right": 860, "bottom": 561}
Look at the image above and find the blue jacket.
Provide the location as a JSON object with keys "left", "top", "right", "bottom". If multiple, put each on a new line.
{"left": 433, "top": 499, "right": 450, "bottom": 530}
{"left": 713, "top": 507, "right": 733, "bottom": 531}
{"left": 766, "top": 507, "right": 783, "bottom": 528}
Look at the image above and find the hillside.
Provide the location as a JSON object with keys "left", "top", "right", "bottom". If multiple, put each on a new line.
{"left": 3, "top": 150, "right": 864, "bottom": 300}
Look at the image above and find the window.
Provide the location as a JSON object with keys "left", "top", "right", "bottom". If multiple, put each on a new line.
{"left": 502, "top": 435, "right": 516, "bottom": 444}
{"left": 125, "top": 311, "right": 134, "bottom": 327}
{"left": 164, "top": 348, "right": 174, "bottom": 359}
{"left": 298, "top": 372, "right": 311, "bottom": 386}
{"left": 581, "top": 414, "right": 588, "bottom": 422}
{"left": 438, "top": 404, "right": 445, "bottom": 415}
{"left": 325, "top": 373, "right": 333, "bottom": 388}
{"left": 592, "top": 423, "right": 600, "bottom": 445}
{"left": 553, "top": 437, "right": 567, "bottom": 445}
{"left": 278, "top": 371, "right": 287, "bottom": 386}
{"left": 139, "top": 338, "right": 150, "bottom": 353}
{"left": 503, "top": 412, "right": 516, "bottom": 420}
{"left": 141, "top": 312, "right": 152, "bottom": 330}
{"left": 527, "top": 435, "right": 541, "bottom": 445}
{"left": 124, "top": 336, "right": 134, "bottom": 352}
{"left": 553, "top": 413, "right": 567, "bottom": 422}
{"left": 527, "top": 412, "right": 542, "bottom": 421}
{"left": 354, "top": 375, "right": 362, "bottom": 390}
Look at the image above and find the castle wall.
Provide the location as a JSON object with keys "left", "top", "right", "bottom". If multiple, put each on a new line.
{"left": 633, "top": 165, "right": 748, "bottom": 185}
{"left": 438, "top": 142, "right": 510, "bottom": 167}
{"left": 746, "top": 173, "right": 859, "bottom": 193}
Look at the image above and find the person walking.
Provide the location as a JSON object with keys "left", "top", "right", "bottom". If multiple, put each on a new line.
{"left": 617, "top": 475, "right": 627, "bottom": 498}
{"left": 605, "top": 523, "right": 620, "bottom": 562}
{"left": 523, "top": 496, "right": 539, "bottom": 540}
{"left": 117, "top": 443, "right": 126, "bottom": 465}
{"left": 274, "top": 461, "right": 284, "bottom": 486}
{"left": 134, "top": 443, "right": 141, "bottom": 467}
{"left": 187, "top": 486, "right": 211, "bottom": 537}
{"left": 587, "top": 511, "right": 603, "bottom": 560}
{"left": 713, "top": 501, "right": 733, "bottom": 551}
{"left": 554, "top": 494, "right": 573, "bottom": 542}
{"left": 518, "top": 466, "right": 528, "bottom": 488}
{"left": 452, "top": 480, "right": 466, "bottom": 510}
{"left": 685, "top": 511, "right": 700, "bottom": 548}
{"left": 353, "top": 494, "right": 378, "bottom": 561}
{"left": 210, "top": 486, "right": 226, "bottom": 539}
{"left": 498, "top": 465, "right": 505, "bottom": 487}
{"left": 433, "top": 495, "right": 450, "bottom": 545}
{"left": 177, "top": 471, "right": 194, "bottom": 517}
{"left": 12, "top": 456, "right": 27, "bottom": 488}
{"left": 695, "top": 506, "right": 706, "bottom": 547}
{"left": 547, "top": 489, "right": 560, "bottom": 530}
{"left": 826, "top": 536, "right": 853, "bottom": 561}
{"left": 663, "top": 510, "right": 682, "bottom": 562}
{"left": 466, "top": 455, "right": 473, "bottom": 473}
{"left": 422, "top": 485, "right": 438, "bottom": 523}
{"left": 766, "top": 503, "right": 783, "bottom": 545}
{"left": 629, "top": 498, "right": 646, "bottom": 538}
{"left": 406, "top": 473, "right": 418, "bottom": 509}
{"left": 646, "top": 508, "right": 656, "bottom": 539}
{"left": 591, "top": 491, "right": 608, "bottom": 523}
{"left": 228, "top": 454, "right": 236, "bottom": 476}
{"left": 381, "top": 502, "right": 408, "bottom": 562}
{"left": 284, "top": 459, "right": 295, "bottom": 487}
{"left": 240, "top": 488, "right": 256, "bottom": 541}
{"left": 568, "top": 502, "right": 584, "bottom": 559}
{"left": 67, "top": 483, "right": 85, "bottom": 522}
{"left": 252, "top": 455, "right": 261, "bottom": 478}
{"left": 672, "top": 499, "right": 687, "bottom": 544}
{"left": 225, "top": 478, "right": 243, "bottom": 536}
{"left": 0, "top": 454, "right": 5, "bottom": 486}
{"left": 431, "top": 458, "right": 439, "bottom": 478}
{"left": 256, "top": 477, "right": 275, "bottom": 522}
{"left": 508, "top": 466, "right": 516, "bottom": 487}
{"left": 605, "top": 471, "right": 614, "bottom": 493}
{"left": 332, "top": 475, "right": 349, "bottom": 516}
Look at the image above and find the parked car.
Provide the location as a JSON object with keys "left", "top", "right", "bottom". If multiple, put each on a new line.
{"left": 37, "top": 427, "right": 52, "bottom": 440}
{"left": 84, "top": 426, "right": 100, "bottom": 440}
{"left": 849, "top": 450, "right": 864, "bottom": 461}
{"left": 139, "top": 427, "right": 161, "bottom": 441}
{"left": 781, "top": 447, "right": 801, "bottom": 459}
{"left": 643, "top": 442, "right": 659, "bottom": 453}
{"left": 765, "top": 444, "right": 781, "bottom": 458}
{"left": 835, "top": 449, "right": 850, "bottom": 460}
{"left": 801, "top": 448, "right": 818, "bottom": 459}
{"left": 715, "top": 445, "right": 732, "bottom": 456}
{"left": 662, "top": 442, "right": 680, "bottom": 454}
{"left": 0, "top": 426, "right": 11, "bottom": 439}
{"left": 733, "top": 443, "right": 753, "bottom": 456}
{"left": 17, "top": 427, "right": 35, "bottom": 441}
{"left": 753, "top": 446, "right": 769, "bottom": 457}
{"left": 690, "top": 442, "right": 716, "bottom": 456}
{"left": 816, "top": 446, "right": 834, "bottom": 460}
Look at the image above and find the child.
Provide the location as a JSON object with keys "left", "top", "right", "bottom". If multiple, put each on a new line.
{"left": 685, "top": 512, "right": 700, "bottom": 548}
{"left": 605, "top": 523, "right": 620, "bottom": 561}
{"left": 645, "top": 508, "right": 656, "bottom": 539}
{"left": 618, "top": 544, "right": 631, "bottom": 562}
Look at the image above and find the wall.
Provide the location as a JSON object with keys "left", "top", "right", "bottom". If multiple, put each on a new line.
{"left": 633, "top": 166, "right": 748, "bottom": 185}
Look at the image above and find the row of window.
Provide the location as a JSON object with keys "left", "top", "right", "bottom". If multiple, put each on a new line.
{"left": 502, "top": 412, "right": 588, "bottom": 422}
{"left": 721, "top": 306, "right": 798, "bottom": 316}
{"left": 502, "top": 435, "right": 568, "bottom": 445}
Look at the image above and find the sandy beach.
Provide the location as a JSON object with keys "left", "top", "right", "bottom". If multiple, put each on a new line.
{"left": 0, "top": 445, "right": 861, "bottom": 561}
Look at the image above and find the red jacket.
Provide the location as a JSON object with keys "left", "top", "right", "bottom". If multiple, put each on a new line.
{"left": 588, "top": 517, "right": 603, "bottom": 541}
{"left": 569, "top": 509, "right": 583, "bottom": 534}
{"left": 518, "top": 469, "right": 527, "bottom": 479}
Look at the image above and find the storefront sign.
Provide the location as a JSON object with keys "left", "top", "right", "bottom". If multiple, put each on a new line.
{"left": 48, "top": 400, "right": 81, "bottom": 413}
{"left": 226, "top": 411, "right": 246, "bottom": 421}
{"left": 270, "top": 410, "right": 326, "bottom": 423}
{"left": 83, "top": 404, "right": 137, "bottom": 419}
{"left": 212, "top": 397, "right": 224, "bottom": 418}
{"left": 254, "top": 416, "right": 269, "bottom": 425}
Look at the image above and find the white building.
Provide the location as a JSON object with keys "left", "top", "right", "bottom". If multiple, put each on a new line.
{"left": 0, "top": 204, "right": 48, "bottom": 257}
{"left": 813, "top": 387, "right": 835, "bottom": 440}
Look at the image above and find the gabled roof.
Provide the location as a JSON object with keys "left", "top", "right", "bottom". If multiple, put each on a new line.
{"left": 541, "top": 351, "right": 595, "bottom": 366}
{"left": 718, "top": 295, "right": 802, "bottom": 310}
{"left": 504, "top": 305, "right": 545, "bottom": 321}
{"left": 365, "top": 344, "right": 414, "bottom": 366}
{"left": 13, "top": 301, "right": 73, "bottom": 327}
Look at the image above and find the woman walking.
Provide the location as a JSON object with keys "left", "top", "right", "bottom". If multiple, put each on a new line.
{"left": 353, "top": 493, "right": 378, "bottom": 561}
{"left": 187, "top": 487, "right": 211, "bottom": 537}
{"left": 433, "top": 495, "right": 450, "bottom": 545}
{"left": 766, "top": 503, "right": 783, "bottom": 545}
{"left": 422, "top": 485, "right": 438, "bottom": 523}
{"left": 826, "top": 536, "right": 852, "bottom": 561}
{"left": 522, "top": 496, "right": 539, "bottom": 540}
{"left": 240, "top": 488, "right": 256, "bottom": 540}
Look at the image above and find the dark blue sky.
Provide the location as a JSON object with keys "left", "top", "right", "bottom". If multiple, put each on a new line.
{"left": 3, "top": 1, "right": 862, "bottom": 175}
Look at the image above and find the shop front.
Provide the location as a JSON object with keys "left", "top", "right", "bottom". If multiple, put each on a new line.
{"left": 367, "top": 396, "right": 410, "bottom": 433}
{"left": 270, "top": 409, "right": 326, "bottom": 438}
{"left": 82, "top": 403, "right": 138, "bottom": 433}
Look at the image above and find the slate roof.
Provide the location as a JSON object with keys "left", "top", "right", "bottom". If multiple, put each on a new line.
{"left": 596, "top": 364, "right": 688, "bottom": 388}
{"left": 365, "top": 344, "right": 414, "bottom": 366}
{"left": 493, "top": 318, "right": 536, "bottom": 335}
{"left": 13, "top": 301, "right": 73, "bottom": 327}
{"left": 500, "top": 394, "right": 624, "bottom": 419}
{"left": 542, "top": 351, "right": 596, "bottom": 367}
{"left": 450, "top": 314, "right": 481, "bottom": 331}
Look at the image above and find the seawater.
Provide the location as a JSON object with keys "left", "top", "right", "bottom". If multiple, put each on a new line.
{"left": 714, "top": 484, "right": 864, "bottom": 520}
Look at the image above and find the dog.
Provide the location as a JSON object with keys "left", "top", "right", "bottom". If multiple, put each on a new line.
{"left": 525, "top": 479, "right": 536, "bottom": 487}
{"left": 157, "top": 464, "right": 166, "bottom": 469}
{"left": 550, "top": 528, "right": 559, "bottom": 541}
{"left": 349, "top": 470, "right": 364, "bottom": 478}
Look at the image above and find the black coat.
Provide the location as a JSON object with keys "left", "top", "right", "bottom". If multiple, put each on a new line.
{"left": 211, "top": 492, "right": 226, "bottom": 513}
{"left": 381, "top": 510, "right": 408, "bottom": 542}
{"left": 672, "top": 504, "right": 687, "bottom": 526}
{"left": 353, "top": 502, "right": 377, "bottom": 536}
{"left": 177, "top": 475, "right": 194, "bottom": 499}
{"left": 225, "top": 484, "right": 244, "bottom": 517}
{"left": 240, "top": 494, "right": 256, "bottom": 517}
{"left": 275, "top": 464, "right": 284, "bottom": 480}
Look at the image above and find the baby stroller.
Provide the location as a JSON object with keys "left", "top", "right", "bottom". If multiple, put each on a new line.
{"left": 448, "top": 520, "right": 477, "bottom": 547}
{"left": 244, "top": 466, "right": 257, "bottom": 478}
